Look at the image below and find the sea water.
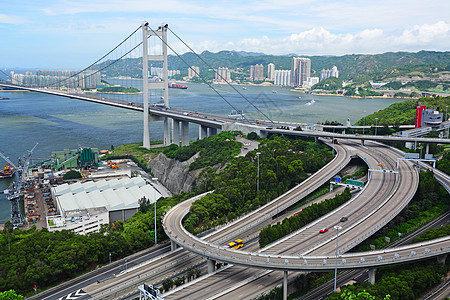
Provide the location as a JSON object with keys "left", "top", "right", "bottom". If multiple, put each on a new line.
{"left": 0, "top": 83, "right": 404, "bottom": 222}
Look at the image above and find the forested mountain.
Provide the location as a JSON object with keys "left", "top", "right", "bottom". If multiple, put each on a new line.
{"left": 97, "top": 50, "right": 450, "bottom": 82}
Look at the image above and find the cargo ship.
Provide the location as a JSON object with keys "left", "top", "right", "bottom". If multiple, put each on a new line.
{"left": 168, "top": 83, "right": 188, "bottom": 89}
{"left": 0, "top": 165, "right": 15, "bottom": 179}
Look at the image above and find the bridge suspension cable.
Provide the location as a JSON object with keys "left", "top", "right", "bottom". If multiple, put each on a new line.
{"left": 146, "top": 25, "right": 251, "bottom": 123}
{"left": 167, "top": 27, "right": 274, "bottom": 124}
{"left": 46, "top": 25, "right": 142, "bottom": 88}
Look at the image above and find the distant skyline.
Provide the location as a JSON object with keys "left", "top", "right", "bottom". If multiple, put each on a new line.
{"left": 1, "top": 0, "right": 449, "bottom": 69}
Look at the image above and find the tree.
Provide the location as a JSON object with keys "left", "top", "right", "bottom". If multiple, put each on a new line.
{"left": 63, "top": 170, "right": 82, "bottom": 180}
{"left": 138, "top": 197, "right": 151, "bottom": 213}
{"left": 162, "top": 278, "right": 173, "bottom": 292}
{"left": 174, "top": 276, "right": 185, "bottom": 287}
{"left": 0, "top": 290, "right": 24, "bottom": 300}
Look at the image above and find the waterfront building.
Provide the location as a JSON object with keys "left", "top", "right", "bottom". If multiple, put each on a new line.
{"left": 150, "top": 67, "right": 180, "bottom": 78}
{"left": 291, "top": 57, "right": 311, "bottom": 87}
{"left": 274, "top": 70, "right": 291, "bottom": 86}
{"left": 250, "top": 64, "right": 264, "bottom": 81}
{"left": 303, "top": 77, "right": 320, "bottom": 88}
{"left": 215, "top": 67, "right": 231, "bottom": 82}
{"left": 188, "top": 66, "right": 200, "bottom": 78}
{"left": 320, "top": 65, "right": 339, "bottom": 81}
{"left": 10, "top": 70, "right": 101, "bottom": 89}
{"left": 267, "top": 63, "right": 275, "bottom": 81}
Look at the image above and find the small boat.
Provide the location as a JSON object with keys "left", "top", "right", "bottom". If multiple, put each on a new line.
{"left": 242, "top": 87, "right": 247, "bottom": 90}
{"left": 305, "top": 99, "right": 316, "bottom": 106}
{"left": 298, "top": 96, "right": 302, "bottom": 99}
{"left": 272, "top": 90, "right": 277, "bottom": 93}
{"left": 0, "top": 165, "right": 15, "bottom": 179}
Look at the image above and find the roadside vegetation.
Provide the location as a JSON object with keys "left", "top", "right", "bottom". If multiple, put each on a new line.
{"left": 0, "top": 133, "right": 332, "bottom": 296}
{"left": 259, "top": 188, "right": 351, "bottom": 247}
{"left": 354, "top": 170, "right": 449, "bottom": 251}
{"left": 183, "top": 135, "right": 333, "bottom": 233}
{"left": 162, "top": 131, "right": 242, "bottom": 170}
{"left": 354, "top": 95, "right": 450, "bottom": 126}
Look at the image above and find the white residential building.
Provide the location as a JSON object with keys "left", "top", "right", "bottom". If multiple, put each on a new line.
{"left": 274, "top": 70, "right": 291, "bottom": 86}
{"left": 267, "top": 63, "right": 275, "bottom": 81}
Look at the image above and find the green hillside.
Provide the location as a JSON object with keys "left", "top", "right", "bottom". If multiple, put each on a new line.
{"left": 96, "top": 50, "right": 450, "bottom": 82}
{"left": 355, "top": 96, "right": 450, "bottom": 126}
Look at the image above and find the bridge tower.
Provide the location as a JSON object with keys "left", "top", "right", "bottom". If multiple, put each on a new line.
{"left": 141, "top": 22, "right": 170, "bottom": 149}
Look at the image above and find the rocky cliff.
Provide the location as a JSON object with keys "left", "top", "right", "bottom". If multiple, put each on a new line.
{"left": 148, "top": 152, "right": 203, "bottom": 194}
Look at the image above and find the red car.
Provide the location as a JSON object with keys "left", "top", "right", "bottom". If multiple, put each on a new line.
{"left": 320, "top": 228, "right": 328, "bottom": 233}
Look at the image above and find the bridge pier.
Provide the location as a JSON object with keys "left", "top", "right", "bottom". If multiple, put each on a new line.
{"left": 283, "top": 271, "right": 288, "bottom": 300}
{"left": 437, "top": 254, "right": 447, "bottom": 264}
{"left": 172, "top": 119, "right": 180, "bottom": 146}
{"left": 170, "top": 240, "right": 179, "bottom": 251}
{"left": 207, "top": 259, "right": 216, "bottom": 273}
{"left": 361, "top": 139, "right": 365, "bottom": 146}
{"left": 368, "top": 268, "right": 377, "bottom": 284}
{"left": 199, "top": 125, "right": 208, "bottom": 140}
{"left": 164, "top": 118, "right": 170, "bottom": 145}
{"left": 209, "top": 127, "right": 218, "bottom": 137}
{"left": 181, "top": 121, "right": 190, "bottom": 146}
{"left": 426, "top": 143, "right": 429, "bottom": 154}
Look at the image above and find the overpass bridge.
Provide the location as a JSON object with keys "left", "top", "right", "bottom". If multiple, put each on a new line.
{"left": 163, "top": 139, "right": 449, "bottom": 299}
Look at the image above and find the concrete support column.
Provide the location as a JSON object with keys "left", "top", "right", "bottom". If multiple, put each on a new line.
{"left": 170, "top": 240, "right": 178, "bottom": 251}
{"left": 361, "top": 139, "right": 365, "bottom": 146}
{"left": 330, "top": 182, "right": 333, "bottom": 192}
{"left": 437, "top": 254, "right": 447, "bottom": 264}
{"left": 181, "top": 121, "right": 189, "bottom": 146}
{"left": 199, "top": 125, "right": 208, "bottom": 140}
{"left": 368, "top": 268, "right": 377, "bottom": 284}
{"left": 207, "top": 259, "right": 216, "bottom": 274}
{"left": 283, "top": 271, "right": 288, "bottom": 300}
{"left": 426, "top": 143, "right": 429, "bottom": 154}
{"left": 209, "top": 128, "right": 218, "bottom": 137}
{"left": 164, "top": 117, "right": 170, "bottom": 146}
{"left": 172, "top": 119, "right": 180, "bottom": 146}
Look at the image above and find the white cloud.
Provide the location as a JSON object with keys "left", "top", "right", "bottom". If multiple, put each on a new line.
{"left": 0, "top": 14, "right": 26, "bottom": 24}
{"left": 211, "top": 22, "right": 450, "bottom": 56}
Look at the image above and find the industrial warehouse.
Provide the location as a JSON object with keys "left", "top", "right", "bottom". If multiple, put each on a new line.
{"left": 47, "top": 176, "right": 161, "bottom": 235}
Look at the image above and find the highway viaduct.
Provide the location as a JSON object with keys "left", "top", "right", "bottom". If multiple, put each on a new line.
{"left": 162, "top": 139, "right": 449, "bottom": 300}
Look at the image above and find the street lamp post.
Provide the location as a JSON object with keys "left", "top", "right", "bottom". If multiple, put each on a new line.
{"left": 375, "top": 118, "right": 378, "bottom": 136}
{"left": 446, "top": 106, "right": 448, "bottom": 138}
{"left": 363, "top": 111, "right": 366, "bottom": 135}
{"left": 333, "top": 225, "right": 342, "bottom": 291}
{"left": 256, "top": 152, "right": 261, "bottom": 198}
{"left": 152, "top": 177, "right": 158, "bottom": 245}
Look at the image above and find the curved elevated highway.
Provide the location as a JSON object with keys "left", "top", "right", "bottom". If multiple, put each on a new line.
{"left": 163, "top": 140, "right": 449, "bottom": 273}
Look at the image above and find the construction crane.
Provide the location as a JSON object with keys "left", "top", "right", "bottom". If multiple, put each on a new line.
{"left": 4, "top": 143, "right": 38, "bottom": 226}
{"left": 0, "top": 152, "right": 18, "bottom": 169}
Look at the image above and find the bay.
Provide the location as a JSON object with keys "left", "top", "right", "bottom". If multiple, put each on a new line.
{"left": 0, "top": 83, "right": 404, "bottom": 223}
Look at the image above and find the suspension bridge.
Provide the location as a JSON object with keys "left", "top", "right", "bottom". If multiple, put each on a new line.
{"left": 2, "top": 22, "right": 449, "bottom": 149}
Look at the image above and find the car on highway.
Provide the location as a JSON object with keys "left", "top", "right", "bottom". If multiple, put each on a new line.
{"left": 319, "top": 228, "right": 328, "bottom": 233}
{"left": 340, "top": 216, "right": 348, "bottom": 222}
{"left": 224, "top": 239, "right": 244, "bottom": 249}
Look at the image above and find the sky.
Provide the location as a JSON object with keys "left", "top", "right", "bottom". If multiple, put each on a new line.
{"left": 1, "top": 0, "right": 449, "bottom": 69}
